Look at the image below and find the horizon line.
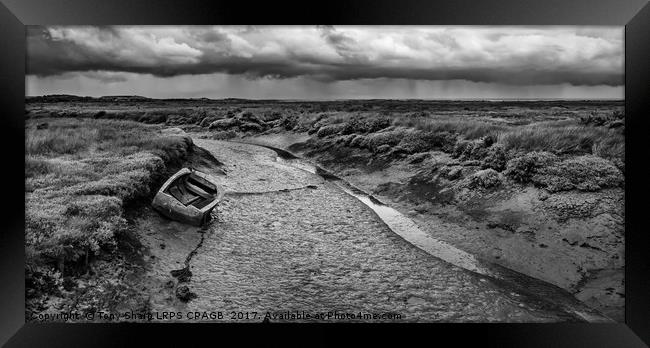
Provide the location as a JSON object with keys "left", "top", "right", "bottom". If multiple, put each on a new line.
{"left": 25, "top": 94, "right": 625, "bottom": 102}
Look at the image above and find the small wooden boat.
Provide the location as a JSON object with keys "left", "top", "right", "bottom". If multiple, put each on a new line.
{"left": 152, "top": 168, "right": 224, "bottom": 226}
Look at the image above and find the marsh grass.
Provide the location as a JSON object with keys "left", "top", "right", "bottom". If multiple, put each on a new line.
{"left": 25, "top": 118, "right": 192, "bottom": 275}
{"left": 497, "top": 122, "right": 624, "bottom": 159}
{"left": 26, "top": 126, "right": 98, "bottom": 156}
{"left": 392, "top": 117, "right": 507, "bottom": 140}
{"left": 388, "top": 116, "right": 623, "bottom": 162}
{"left": 307, "top": 112, "right": 624, "bottom": 192}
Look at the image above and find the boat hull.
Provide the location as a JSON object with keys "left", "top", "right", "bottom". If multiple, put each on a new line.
{"left": 152, "top": 168, "right": 224, "bottom": 226}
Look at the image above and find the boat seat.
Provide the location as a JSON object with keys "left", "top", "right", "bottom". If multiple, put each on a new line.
{"left": 192, "top": 197, "right": 215, "bottom": 209}
{"left": 186, "top": 180, "right": 214, "bottom": 199}
{"left": 188, "top": 173, "right": 217, "bottom": 192}
{"left": 169, "top": 185, "right": 201, "bottom": 206}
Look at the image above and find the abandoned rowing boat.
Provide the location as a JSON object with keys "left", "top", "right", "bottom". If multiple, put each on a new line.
{"left": 152, "top": 168, "right": 224, "bottom": 226}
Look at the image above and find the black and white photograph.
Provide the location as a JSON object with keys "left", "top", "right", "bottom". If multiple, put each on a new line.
{"left": 24, "top": 25, "right": 627, "bottom": 323}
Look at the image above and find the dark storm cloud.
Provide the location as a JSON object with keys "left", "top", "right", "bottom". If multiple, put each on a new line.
{"left": 26, "top": 26, "right": 623, "bottom": 86}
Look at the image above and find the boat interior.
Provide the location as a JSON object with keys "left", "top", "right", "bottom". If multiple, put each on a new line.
{"left": 165, "top": 172, "right": 219, "bottom": 209}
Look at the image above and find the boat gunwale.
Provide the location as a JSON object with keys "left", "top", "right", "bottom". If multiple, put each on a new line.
{"left": 157, "top": 168, "right": 224, "bottom": 213}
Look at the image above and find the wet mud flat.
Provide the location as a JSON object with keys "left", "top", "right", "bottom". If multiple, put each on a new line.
{"left": 134, "top": 138, "right": 610, "bottom": 322}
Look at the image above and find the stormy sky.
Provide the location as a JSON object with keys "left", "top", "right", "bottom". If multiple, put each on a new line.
{"left": 26, "top": 26, "right": 624, "bottom": 100}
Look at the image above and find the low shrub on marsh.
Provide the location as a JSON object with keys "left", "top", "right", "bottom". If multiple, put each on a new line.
{"left": 376, "top": 144, "right": 391, "bottom": 153}
{"left": 198, "top": 109, "right": 231, "bottom": 127}
{"left": 504, "top": 151, "right": 559, "bottom": 183}
{"left": 439, "top": 165, "right": 464, "bottom": 180}
{"left": 363, "top": 130, "right": 404, "bottom": 151}
{"left": 335, "top": 134, "right": 356, "bottom": 147}
{"left": 504, "top": 152, "right": 622, "bottom": 192}
{"left": 579, "top": 110, "right": 625, "bottom": 127}
{"left": 239, "top": 122, "right": 265, "bottom": 133}
{"left": 531, "top": 155, "right": 623, "bottom": 192}
{"left": 316, "top": 124, "right": 346, "bottom": 138}
{"left": 262, "top": 111, "right": 283, "bottom": 122}
{"left": 453, "top": 139, "right": 484, "bottom": 160}
{"left": 349, "top": 134, "right": 368, "bottom": 148}
{"left": 482, "top": 145, "right": 508, "bottom": 171}
{"left": 25, "top": 264, "right": 64, "bottom": 301}
{"left": 459, "top": 169, "right": 503, "bottom": 189}
{"left": 280, "top": 114, "right": 298, "bottom": 130}
{"left": 26, "top": 193, "right": 125, "bottom": 267}
{"left": 209, "top": 118, "right": 241, "bottom": 130}
{"left": 453, "top": 138, "right": 508, "bottom": 171}
{"left": 238, "top": 110, "right": 264, "bottom": 124}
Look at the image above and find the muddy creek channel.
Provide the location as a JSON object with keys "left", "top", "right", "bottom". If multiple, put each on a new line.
{"left": 134, "top": 138, "right": 612, "bottom": 322}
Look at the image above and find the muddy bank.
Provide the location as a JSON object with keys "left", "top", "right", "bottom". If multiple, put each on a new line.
{"left": 243, "top": 132, "right": 624, "bottom": 322}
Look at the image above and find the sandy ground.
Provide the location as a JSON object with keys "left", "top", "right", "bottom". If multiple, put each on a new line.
{"left": 134, "top": 138, "right": 608, "bottom": 322}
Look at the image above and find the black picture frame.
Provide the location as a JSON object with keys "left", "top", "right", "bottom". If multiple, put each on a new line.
{"left": 1, "top": 0, "right": 649, "bottom": 346}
